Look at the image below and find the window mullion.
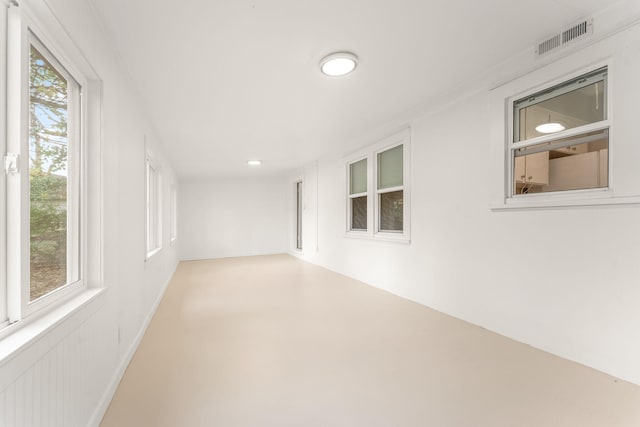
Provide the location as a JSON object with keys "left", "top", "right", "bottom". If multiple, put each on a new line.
{"left": 513, "top": 129, "right": 608, "bottom": 157}
{"left": 376, "top": 185, "right": 404, "bottom": 194}
{"left": 512, "top": 120, "right": 610, "bottom": 149}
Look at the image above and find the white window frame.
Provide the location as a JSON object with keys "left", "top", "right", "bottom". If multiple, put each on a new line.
{"left": 294, "top": 179, "right": 303, "bottom": 251}
{"left": 2, "top": 0, "right": 103, "bottom": 331}
{"left": 8, "top": 6, "right": 86, "bottom": 320}
{"left": 145, "top": 144, "right": 162, "bottom": 259}
{"left": 170, "top": 184, "right": 177, "bottom": 244}
{"left": 489, "top": 58, "right": 626, "bottom": 210}
{"left": 374, "top": 144, "right": 407, "bottom": 235}
{"left": 507, "top": 65, "right": 610, "bottom": 201}
{"left": 346, "top": 156, "right": 369, "bottom": 233}
{"left": 345, "top": 128, "right": 411, "bottom": 243}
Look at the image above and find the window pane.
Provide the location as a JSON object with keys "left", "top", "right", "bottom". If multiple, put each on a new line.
{"left": 349, "top": 159, "right": 367, "bottom": 194}
{"left": 351, "top": 196, "right": 367, "bottom": 230}
{"left": 514, "top": 68, "right": 606, "bottom": 142}
{"left": 296, "top": 181, "right": 302, "bottom": 249}
{"left": 170, "top": 187, "right": 177, "bottom": 241}
{"left": 377, "top": 145, "right": 403, "bottom": 189}
{"left": 513, "top": 130, "right": 608, "bottom": 195}
{"left": 29, "top": 44, "right": 75, "bottom": 300}
{"left": 147, "top": 163, "right": 159, "bottom": 253}
{"left": 379, "top": 191, "right": 403, "bottom": 231}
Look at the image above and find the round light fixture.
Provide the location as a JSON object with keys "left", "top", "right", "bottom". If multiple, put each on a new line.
{"left": 320, "top": 52, "right": 358, "bottom": 77}
{"left": 535, "top": 122, "right": 565, "bottom": 134}
{"left": 247, "top": 160, "right": 262, "bottom": 166}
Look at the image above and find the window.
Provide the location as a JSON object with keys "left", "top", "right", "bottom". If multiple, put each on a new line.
{"left": 348, "top": 158, "right": 367, "bottom": 231}
{"left": 510, "top": 67, "right": 609, "bottom": 197}
{"left": 3, "top": 1, "right": 101, "bottom": 327}
{"left": 346, "top": 129, "right": 410, "bottom": 242}
{"left": 377, "top": 145, "right": 404, "bottom": 232}
{"left": 26, "top": 38, "right": 82, "bottom": 302}
{"left": 146, "top": 150, "right": 162, "bottom": 258}
{"left": 295, "top": 180, "right": 303, "bottom": 250}
{"left": 170, "top": 185, "right": 177, "bottom": 244}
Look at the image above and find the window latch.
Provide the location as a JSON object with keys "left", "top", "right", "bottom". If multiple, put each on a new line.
{"left": 4, "top": 153, "right": 19, "bottom": 175}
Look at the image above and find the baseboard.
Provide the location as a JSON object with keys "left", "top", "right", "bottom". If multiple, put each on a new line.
{"left": 179, "top": 251, "right": 286, "bottom": 262}
{"left": 87, "top": 260, "right": 179, "bottom": 427}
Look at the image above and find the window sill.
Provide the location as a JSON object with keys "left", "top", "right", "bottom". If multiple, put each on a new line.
{"left": 0, "top": 288, "right": 105, "bottom": 367}
{"left": 146, "top": 247, "right": 162, "bottom": 261}
{"left": 345, "top": 230, "right": 411, "bottom": 244}
{"left": 491, "top": 190, "right": 640, "bottom": 211}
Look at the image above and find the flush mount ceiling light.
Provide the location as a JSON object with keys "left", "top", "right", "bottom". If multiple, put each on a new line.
{"left": 535, "top": 114, "right": 566, "bottom": 134}
{"left": 247, "top": 160, "right": 262, "bottom": 166}
{"left": 320, "top": 52, "right": 358, "bottom": 77}
{"left": 535, "top": 122, "right": 565, "bottom": 134}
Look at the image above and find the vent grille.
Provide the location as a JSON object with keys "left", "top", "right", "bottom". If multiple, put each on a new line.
{"left": 536, "top": 18, "right": 593, "bottom": 58}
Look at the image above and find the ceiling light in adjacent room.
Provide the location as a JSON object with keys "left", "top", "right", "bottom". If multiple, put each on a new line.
{"left": 320, "top": 52, "right": 358, "bottom": 77}
{"left": 535, "top": 122, "right": 565, "bottom": 134}
{"left": 247, "top": 160, "right": 262, "bottom": 166}
{"left": 535, "top": 114, "right": 565, "bottom": 134}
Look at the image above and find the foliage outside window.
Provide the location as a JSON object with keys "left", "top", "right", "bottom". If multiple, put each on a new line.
{"left": 29, "top": 39, "right": 81, "bottom": 301}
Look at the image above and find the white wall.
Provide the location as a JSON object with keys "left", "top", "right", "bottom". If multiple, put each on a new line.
{"left": 179, "top": 176, "right": 289, "bottom": 260}
{"left": 290, "top": 13, "right": 640, "bottom": 385}
{"left": 0, "top": 0, "right": 180, "bottom": 425}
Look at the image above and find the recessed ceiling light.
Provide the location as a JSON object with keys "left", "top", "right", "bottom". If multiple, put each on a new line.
{"left": 320, "top": 52, "right": 358, "bottom": 77}
{"left": 247, "top": 160, "right": 262, "bottom": 166}
{"left": 535, "top": 122, "right": 565, "bottom": 134}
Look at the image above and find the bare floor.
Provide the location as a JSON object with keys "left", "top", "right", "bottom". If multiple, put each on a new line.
{"left": 100, "top": 255, "right": 640, "bottom": 427}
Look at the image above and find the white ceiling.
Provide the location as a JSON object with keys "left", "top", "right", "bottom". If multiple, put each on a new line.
{"left": 89, "top": 0, "right": 618, "bottom": 179}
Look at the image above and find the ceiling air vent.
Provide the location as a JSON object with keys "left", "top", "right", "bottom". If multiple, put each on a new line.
{"left": 536, "top": 18, "right": 593, "bottom": 58}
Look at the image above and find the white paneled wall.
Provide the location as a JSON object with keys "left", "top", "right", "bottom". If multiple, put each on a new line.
{"left": 0, "top": 294, "right": 111, "bottom": 427}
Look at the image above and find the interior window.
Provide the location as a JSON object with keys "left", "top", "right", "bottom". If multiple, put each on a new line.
{"left": 512, "top": 67, "right": 608, "bottom": 195}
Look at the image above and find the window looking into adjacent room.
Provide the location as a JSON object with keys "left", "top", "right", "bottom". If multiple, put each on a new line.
{"left": 146, "top": 151, "right": 162, "bottom": 258}
{"left": 510, "top": 67, "right": 608, "bottom": 196}
{"left": 345, "top": 129, "right": 410, "bottom": 242}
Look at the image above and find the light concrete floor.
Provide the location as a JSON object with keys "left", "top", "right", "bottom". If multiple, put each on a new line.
{"left": 100, "top": 254, "right": 640, "bottom": 427}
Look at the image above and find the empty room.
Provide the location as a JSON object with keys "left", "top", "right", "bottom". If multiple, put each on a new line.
{"left": 1, "top": 0, "right": 640, "bottom": 426}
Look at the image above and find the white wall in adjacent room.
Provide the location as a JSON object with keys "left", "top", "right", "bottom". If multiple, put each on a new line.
{"left": 179, "top": 176, "right": 289, "bottom": 260}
